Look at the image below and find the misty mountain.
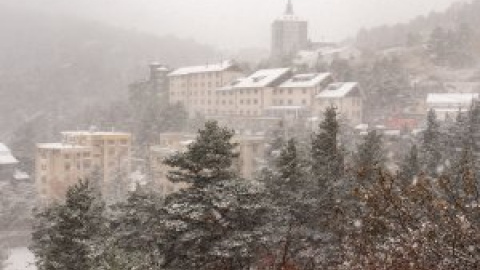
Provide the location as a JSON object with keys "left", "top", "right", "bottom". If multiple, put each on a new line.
{"left": 355, "top": 0, "right": 480, "bottom": 50}
{"left": 0, "top": 5, "right": 217, "bottom": 140}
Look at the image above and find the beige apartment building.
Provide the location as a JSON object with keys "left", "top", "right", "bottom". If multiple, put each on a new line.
{"left": 36, "top": 143, "right": 92, "bottom": 204}
{"left": 36, "top": 131, "right": 132, "bottom": 204}
{"left": 149, "top": 132, "right": 265, "bottom": 198}
{"left": 168, "top": 60, "right": 244, "bottom": 117}
{"left": 314, "top": 82, "right": 364, "bottom": 125}
{"left": 169, "top": 62, "right": 365, "bottom": 124}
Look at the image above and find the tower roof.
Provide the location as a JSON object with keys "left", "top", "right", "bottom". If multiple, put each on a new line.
{"left": 285, "top": 0, "right": 294, "bottom": 15}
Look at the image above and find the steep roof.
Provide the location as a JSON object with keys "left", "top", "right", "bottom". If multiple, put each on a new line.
{"left": 234, "top": 68, "right": 291, "bottom": 88}
{"left": 316, "top": 82, "right": 360, "bottom": 98}
{"left": 279, "top": 73, "right": 331, "bottom": 88}
{"left": 0, "top": 143, "right": 18, "bottom": 165}
{"left": 168, "top": 60, "right": 237, "bottom": 76}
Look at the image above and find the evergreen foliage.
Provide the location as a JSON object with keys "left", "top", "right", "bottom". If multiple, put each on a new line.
{"left": 30, "top": 180, "right": 106, "bottom": 270}
{"left": 311, "top": 107, "right": 344, "bottom": 188}
{"left": 353, "top": 130, "right": 385, "bottom": 185}
{"left": 421, "top": 109, "right": 443, "bottom": 176}
{"left": 160, "top": 121, "right": 267, "bottom": 270}
{"left": 398, "top": 144, "right": 420, "bottom": 185}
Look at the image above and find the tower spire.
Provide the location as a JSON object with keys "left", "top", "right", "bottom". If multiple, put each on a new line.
{"left": 285, "top": 0, "right": 294, "bottom": 15}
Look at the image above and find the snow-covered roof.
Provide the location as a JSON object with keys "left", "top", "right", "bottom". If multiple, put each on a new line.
{"left": 0, "top": 143, "right": 18, "bottom": 165}
{"left": 217, "top": 78, "right": 246, "bottom": 91}
{"left": 316, "top": 82, "right": 359, "bottom": 98}
{"left": 426, "top": 93, "right": 479, "bottom": 105}
{"left": 168, "top": 60, "right": 236, "bottom": 76}
{"left": 61, "top": 131, "right": 131, "bottom": 136}
{"left": 37, "top": 143, "right": 90, "bottom": 150}
{"left": 14, "top": 169, "right": 30, "bottom": 181}
{"left": 279, "top": 73, "right": 331, "bottom": 88}
{"left": 234, "top": 68, "right": 291, "bottom": 88}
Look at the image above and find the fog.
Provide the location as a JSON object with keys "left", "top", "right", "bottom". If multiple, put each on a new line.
{"left": 1, "top": 0, "right": 467, "bottom": 50}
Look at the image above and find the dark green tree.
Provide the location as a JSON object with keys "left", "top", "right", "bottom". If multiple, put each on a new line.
{"left": 30, "top": 180, "right": 106, "bottom": 270}
{"left": 311, "top": 106, "right": 344, "bottom": 188}
{"left": 353, "top": 130, "right": 385, "bottom": 185}
{"left": 160, "top": 121, "right": 267, "bottom": 270}
{"left": 421, "top": 109, "right": 443, "bottom": 177}
{"left": 398, "top": 144, "right": 420, "bottom": 185}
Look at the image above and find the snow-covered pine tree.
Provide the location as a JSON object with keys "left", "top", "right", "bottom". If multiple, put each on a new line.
{"left": 398, "top": 144, "right": 420, "bottom": 185}
{"left": 30, "top": 180, "right": 106, "bottom": 270}
{"left": 421, "top": 109, "right": 444, "bottom": 176}
{"left": 311, "top": 106, "right": 344, "bottom": 188}
{"left": 160, "top": 121, "right": 268, "bottom": 270}
{"left": 353, "top": 130, "right": 385, "bottom": 186}
{"left": 108, "top": 187, "right": 165, "bottom": 269}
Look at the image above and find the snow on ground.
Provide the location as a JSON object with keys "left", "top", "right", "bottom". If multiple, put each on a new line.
{"left": 5, "top": 247, "right": 36, "bottom": 270}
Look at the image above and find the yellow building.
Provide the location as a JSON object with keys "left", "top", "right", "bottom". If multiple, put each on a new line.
{"left": 168, "top": 60, "right": 244, "bottom": 117}
{"left": 36, "top": 143, "right": 92, "bottom": 204}
{"left": 314, "top": 82, "right": 364, "bottom": 125}
{"left": 36, "top": 131, "right": 132, "bottom": 204}
{"left": 149, "top": 132, "right": 265, "bottom": 198}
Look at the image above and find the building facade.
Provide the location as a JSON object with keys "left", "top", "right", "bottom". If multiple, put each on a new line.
{"left": 314, "top": 82, "right": 364, "bottom": 125}
{"left": 36, "top": 131, "right": 132, "bottom": 204}
{"left": 168, "top": 60, "right": 244, "bottom": 117}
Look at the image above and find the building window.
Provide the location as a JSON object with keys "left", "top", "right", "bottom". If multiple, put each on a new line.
{"left": 65, "top": 163, "right": 71, "bottom": 171}
{"left": 64, "top": 154, "right": 70, "bottom": 159}
{"left": 254, "top": 99, "right": 258, "bottom": 104}
{"left": 41, "top": 176, "right": 47, "bottom": 183}
{"left": 288, "top": 89, "right": 293, "bottom": 94}
{"left": 302, "top": 89, "right": 307, "bottom": 94}
{"left": 302, "top": 99, "right": 307, "bottom": 105}
{"left": 288, "top": 100, "right": 293, "bottom": 105}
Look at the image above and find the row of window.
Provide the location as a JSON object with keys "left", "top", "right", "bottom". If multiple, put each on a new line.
{"left": 273, "top": 88, "right": 308, "bottom": 95}
{"left": 272, "top": 99, "right": 307, "bottom": 106}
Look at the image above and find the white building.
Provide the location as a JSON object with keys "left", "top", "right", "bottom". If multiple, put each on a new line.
{"left": 426, "top": 93, "right": 479, "bottom": 120}
{"left": 314, "top": 82, "right": 364, "bottom": 125}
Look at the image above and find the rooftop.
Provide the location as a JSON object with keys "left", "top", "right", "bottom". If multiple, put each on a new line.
{"left": 316, "top": 82, "right": 359, "bottom": 98}
{"left": 37, "top": 143, "right": 90, "bottom": 150}
{"left": 426, "top": 93, "right": 479, "bottom": 105}
{"left": 0, "top": 143, "right": 18, "bottom": 165}
{"left": 168, "top": 60, "right": 236, "bottom": 76}
{"left": 234, "top": 68, "right": 291, "bottom": 88}
{"left": 61, "top": 131, "right": 131, "bottom": 136}
{"left": 279, "top": 73, "right": 331, "bottom": 88}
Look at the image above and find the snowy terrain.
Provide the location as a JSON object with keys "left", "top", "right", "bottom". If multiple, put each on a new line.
{"left": 5, "top": 248, "right": 35, "bottom": 270}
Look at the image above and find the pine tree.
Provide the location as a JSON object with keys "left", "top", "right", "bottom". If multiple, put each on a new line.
{"left": 109, "top": 187, "right": 165, "bottom": 269}
{"left": 398, "top": 144, "right": 420, "bottom": 185}
{"left": 353, "top": 130, "right": 385, "bottom": 185}
{"left": 421, "top": 109, "right": 443, "bottom": 176}
{"left": 31, "top": 180, "right": 106, "bottom": 270}
{"left": 160, "top": 121, "right": 267, "bottom": 270}
{"left": 311, "top": 106, "right": 344, "bottom": 188}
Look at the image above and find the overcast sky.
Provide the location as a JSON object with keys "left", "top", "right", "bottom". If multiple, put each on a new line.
{"left": 2, "top": 0, "right": 468, "bottom": 50}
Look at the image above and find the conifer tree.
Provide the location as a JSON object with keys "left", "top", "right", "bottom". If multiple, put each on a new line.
{"left": 421, "top": 109, "right": 443, "bottom": 176}
{"left": 311, "top": 106, "right": 344, "bottom": 188}
{"left": 160, "top": 121, "right": 267, "bottom": 270}
{"left": 31, "top": 180, "right": 106, "bottom": 270}
{"left": 108, "top": 187, "right": 165, "bottom": 269}
{"left": 398, "top": 144, "right": 420, "bottom": 185}
{"left": 353, "top": 130, "right": 385, "bottom": 185}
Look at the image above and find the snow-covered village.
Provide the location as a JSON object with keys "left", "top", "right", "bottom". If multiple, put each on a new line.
{"left": 2, "top": 0, "right": 480, "bottom": 269}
